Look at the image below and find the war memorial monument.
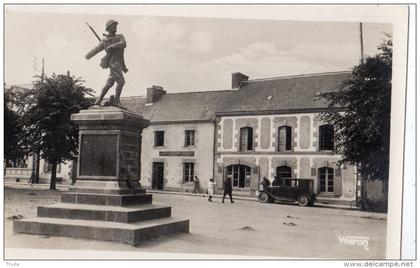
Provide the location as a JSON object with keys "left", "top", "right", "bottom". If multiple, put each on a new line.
{"left": 13, "top": 20, "right": 190, "bottom": 245}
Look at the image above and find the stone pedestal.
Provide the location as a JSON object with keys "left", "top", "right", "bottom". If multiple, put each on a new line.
{"left": 13, "top": 107, "right": 189, "bottom": 246}
{"left": 72, "top": 106, "right": 149, "bottom": 193}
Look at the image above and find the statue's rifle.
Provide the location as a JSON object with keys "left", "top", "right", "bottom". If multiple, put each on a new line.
{"left": 85, "top": 22, "right": 101, "bottom": 42}
{"left": 84, "top": 22, "right": 108, "bottom": 66}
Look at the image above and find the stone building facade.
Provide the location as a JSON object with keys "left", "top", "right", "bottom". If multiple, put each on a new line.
{"left": 211, "top": 72, "right": 359, "bottom": 204}
{"left": 121, "top": 71, "right": 361, "bottom": 204}
{"left": 7, "top": 71, "right": 387, "bottom": 206}
{"left": 122, "top": 86, "right": 232, "bottom": 193}
{"left": 214, "top": 113, "right": 357, "bottom": 202}
{"left": 140, "top": 121, "right": 215, "bottom": 192}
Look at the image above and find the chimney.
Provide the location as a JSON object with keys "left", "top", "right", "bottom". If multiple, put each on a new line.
{"left": 146, "top": 85, "right": 166, "bottom": 104}
{"left": 231, "top": 72, "right": 249, "bottom": 89}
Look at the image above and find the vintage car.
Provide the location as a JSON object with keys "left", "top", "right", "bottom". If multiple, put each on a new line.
{"left": 258, "top": 178, "right": 316, "bottom": 206}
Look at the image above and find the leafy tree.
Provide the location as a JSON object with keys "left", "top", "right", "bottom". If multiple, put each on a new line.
{"left": 20, "top": 73, "right": 94, "bottom": 189}
{"left": 4, "top": 87, "right": 24, "bottom": 166}
{"left": 319, "top": 36, "right": 392, "bottom": 185}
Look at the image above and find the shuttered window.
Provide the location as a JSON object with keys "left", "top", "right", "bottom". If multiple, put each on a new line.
{"left": 319, "top": 167, "right": 334, "bottom": 193}
{"left": 239, "top": 127, "right": 253, "bottom": 151}
{"left": 226, "top": 165, "right": 251, "bottom": 188}
{"left": 278, "top": 126, "right": 292, "bottom": 151}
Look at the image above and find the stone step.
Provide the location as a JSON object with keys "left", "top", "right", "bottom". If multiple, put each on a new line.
{"left": 68, "top": 187, "right": 146, "bottom": 195}
{"left": 37, "top": 203, "right": 171, "bottom": 223}
{"left": 13, "top": 217, "right": 189, "bottom": 246}
{"left": 61, "top": 192, "right": 153, "bottom": 206}
{"left": 69, "top": 180, "right": 145, "bottom": 195}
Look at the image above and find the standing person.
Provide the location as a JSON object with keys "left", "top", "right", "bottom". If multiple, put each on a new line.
{"left": 193, "top": 176, "right": 199, "bottom": 193}
{"left": 222, "top": 177, "right": 234, "bottom": 203}
{"left": 261, "top": 176, "right": 271, "bottom": 190}
{"left": 272, "top": 176, "right": 281, "bottom": 186}
{"left": 207, "top": 178, "right": 216, "bottom": 202}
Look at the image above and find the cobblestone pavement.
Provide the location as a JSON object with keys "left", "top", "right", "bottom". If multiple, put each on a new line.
{"left": 4, "top": 186, "right": 387, "bottom": 259}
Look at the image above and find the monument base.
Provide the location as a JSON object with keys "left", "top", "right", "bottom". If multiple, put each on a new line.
{"left": 13, "top": 188, "right": 189, "bottom": 245}
{"left": 13, "top": 107, "right": 190, "bottom": 245}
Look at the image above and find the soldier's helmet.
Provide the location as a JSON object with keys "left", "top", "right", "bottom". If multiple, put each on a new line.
{"left": 105, "top": 20, "right": 118, "bottom": 31}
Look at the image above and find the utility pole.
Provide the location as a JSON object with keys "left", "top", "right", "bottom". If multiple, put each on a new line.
{"left": 41, "top": 58, "right": 45, "bottom": 81}
{"left": 359, "top": 22, "right": 364, "bottom": 64}
{"left": 31, "top": 57, "right": 44, "bottom": 184}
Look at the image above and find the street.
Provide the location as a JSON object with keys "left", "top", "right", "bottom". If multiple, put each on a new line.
{"left": 4, "top": 186, "right": 387, "bottom": 259}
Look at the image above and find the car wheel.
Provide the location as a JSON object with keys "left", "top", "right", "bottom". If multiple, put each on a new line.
{"left": 258, "top": 192, "right": 269, "bottom": 203}
{"left": 297, "top": 195, "right": 309, "bottom": 207}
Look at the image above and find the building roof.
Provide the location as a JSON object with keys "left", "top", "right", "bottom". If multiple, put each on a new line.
{"left": 121, "top": 90, "right": 234, "bottom": 123}
{"left": 217, "top": 71, "right": 351, "bottom": 115}
{"left": 122, "top": 71, "right": 351, "bottom": 122}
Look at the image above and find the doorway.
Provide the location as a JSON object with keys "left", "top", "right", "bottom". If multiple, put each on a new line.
{"left": 152, "top": 162, "right": 164, "bottom": 190}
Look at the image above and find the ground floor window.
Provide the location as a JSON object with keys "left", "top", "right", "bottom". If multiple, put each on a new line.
{"left": 276, "top": 165, "right": 292, "bottom": 179}
{"left": 226, "top": 164, "right": 251, "bottom": 188}
{"left": 319, "top": 167, "right": 334, "bottom": 193}
{"left": 276, "top": 166, "right": 292, "bottom": 186}
{"left": 183, "top": 162, "right": 194, "bottom": 182}
{"left": 44, "top": 163, "right": 61, "bottom": 173}
{"left": 5, "top": 156, "right": 28, "bottom": 168}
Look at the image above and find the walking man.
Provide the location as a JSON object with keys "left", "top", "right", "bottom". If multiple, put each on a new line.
{"left": 222, "top": 177, "right": 234, "bottom": 203}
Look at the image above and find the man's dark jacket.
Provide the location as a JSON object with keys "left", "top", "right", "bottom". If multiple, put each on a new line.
{"left": 224, "top": 179, "right": 233, "bottom": 192}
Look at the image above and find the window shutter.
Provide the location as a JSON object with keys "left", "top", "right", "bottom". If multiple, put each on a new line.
{"left": 278, "top": 126, "right": 292, "bottom": 151}
{"left": 286, "top": 127, "right": 292, "bottom": 150}
{"left": 278, "top": 127, "right": 286, "bottom": 151}
{"left": 333, "top": 169, "right": 342, "bottom": 196}
{"left": 253, "top": 166, "right": 259, "bottom": 174}
{"left": 240, "top": 128, "right": 247, "bottom": 151}
{"left": 247, "top": 128, "right": 253, "bottom": 150}
{"left": 184, "top": 131, "right": 188, "bottom": 146}
{"left": 335, "top": 167, "right": 342, "bottom": 177}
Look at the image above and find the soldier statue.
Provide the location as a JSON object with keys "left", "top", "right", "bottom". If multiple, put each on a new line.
{"left": 85, "top": 19, "right": 128, "bottom": 107}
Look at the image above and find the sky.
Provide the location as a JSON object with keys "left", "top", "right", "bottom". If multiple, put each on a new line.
{"left": 4, "top": 6, "right": 392, "bottom": 98}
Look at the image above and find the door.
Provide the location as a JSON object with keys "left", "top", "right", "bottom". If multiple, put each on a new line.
{"left": 152, "top": 162, "right": 164, "bottom": 190}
